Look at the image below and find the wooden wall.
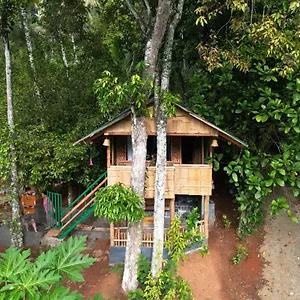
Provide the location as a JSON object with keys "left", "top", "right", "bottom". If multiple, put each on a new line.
{"left": 107, "top": 164, "right": 212, "bottom": 197}
{"left": 103, "top": 105, "right": 218, "bottom": 137}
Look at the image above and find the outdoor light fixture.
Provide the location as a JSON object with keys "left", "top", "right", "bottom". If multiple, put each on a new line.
{"left": 103, "top": 138, "right": 110, "bottom": 147}
{"left": 211, "top": 139, "right": 219, "bottom": 147}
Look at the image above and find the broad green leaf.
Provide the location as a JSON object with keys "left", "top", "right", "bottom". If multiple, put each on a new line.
{"left": 275, "top": 178, "right": 285, "bottom": 187}
{"left": 232, "top": 172, "right": 238, "bottom": 182}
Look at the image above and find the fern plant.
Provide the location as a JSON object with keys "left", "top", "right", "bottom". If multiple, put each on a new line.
{"left": 0, "top": 236, "right": 95, "bottom": 299}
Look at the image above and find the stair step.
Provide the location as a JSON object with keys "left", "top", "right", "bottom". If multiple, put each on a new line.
{"left": 44, "top": 229, "right": 61, "bottom": 237}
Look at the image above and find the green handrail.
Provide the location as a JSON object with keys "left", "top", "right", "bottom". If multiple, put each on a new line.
{"left": 61, "top": 171, "right": 107, "bottom": 216}
{"left": 46, "top": 191, "right": 62, "bottom": 228}
{"left": 58, "top": 171, "right": 107, "bottom": 239}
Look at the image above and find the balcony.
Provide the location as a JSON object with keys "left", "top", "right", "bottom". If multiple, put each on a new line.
{"left": 107, "top": 164, "right": 213, "bottom": 198}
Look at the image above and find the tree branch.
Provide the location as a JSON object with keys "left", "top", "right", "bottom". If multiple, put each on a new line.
{"left": 125, "top": 0, "right": 147, "bottom": 34}
{"left": 142, "top": 0, "right": 151, "bottom": 24}
{"left": 161, "top": 0, "right": 185, "bottom": 91}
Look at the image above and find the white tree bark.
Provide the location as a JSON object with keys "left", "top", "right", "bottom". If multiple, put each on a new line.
{"left": 59, "top": 34, "right": 70, "bottom": 79}
{"left": 4, "top": 35, "right": 23, "bottom": 249}
{"left": 68, "top": 183, "right": 73, "bottom": 206}
{"left": 71, "top": 34, "right": 78, "bottom": 63}
{"left": 151, "top": 0, "right": 185, "bottom": 277}
{"left": 20, "top": 6, "right": 41, "bottom": 103}
{"left": 122, "top": 0, "right": 172, "bottom": 291}
{"left": 122, "top": 113, "right": 147, "bottom": 291}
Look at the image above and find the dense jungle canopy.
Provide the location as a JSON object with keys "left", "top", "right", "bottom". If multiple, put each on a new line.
{"left": 0, "top": 0, "right": 299, "bottom": 239}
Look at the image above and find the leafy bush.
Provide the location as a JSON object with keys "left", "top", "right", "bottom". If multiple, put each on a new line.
{"left": 222, "top": 214, "right": 231, "bottom": 229}
{"left": 0, "top": 236, "right": 94, "bottom": 299}
{"left": 232, "top": 244, "right": 248, "bottom": 265}
{"left": 94, "top": 183, "right": 145, "bottom": 223}
{"left": 128, "top": 260, "right": 193, "bottom": 300}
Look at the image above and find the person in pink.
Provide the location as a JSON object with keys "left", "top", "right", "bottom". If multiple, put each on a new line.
{"left": 42, "top": 191, "right": 52, "bottom": 227}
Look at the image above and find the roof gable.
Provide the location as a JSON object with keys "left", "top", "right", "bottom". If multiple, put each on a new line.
{"left": 74, "top": 103, "right": 247, "bottom": 147}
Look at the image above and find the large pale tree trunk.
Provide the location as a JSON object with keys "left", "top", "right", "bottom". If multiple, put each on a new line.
{"left": 122, "top": 0, "right": 172, "bottom": 291}
{"left": 20, "top": 6, "right": 41, "bottom": 103}
{"left": 4, "top": 36, "right": 23, "bottom": 249}
{"left": 122, "top": 114, "right": 147, "bottom": 291}
{"left": 151, "top": 0, "right": 185, "bottom": 277}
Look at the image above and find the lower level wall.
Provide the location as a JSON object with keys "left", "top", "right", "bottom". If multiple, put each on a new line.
{"left": 109, "top": 238, "right": 208, "bottom": 265}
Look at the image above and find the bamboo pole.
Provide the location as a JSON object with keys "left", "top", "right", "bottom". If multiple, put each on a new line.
{"left": 107, "top": 141, "right": 111, "bottom": 168}
{"left": 110, "top": 223, "right": 114, "bottom": 246}
{"left": 170, "top": 198, "right": 175, "bottom": 220}
{"left": 204, "top": 195, "right": 209, "bottom": 238}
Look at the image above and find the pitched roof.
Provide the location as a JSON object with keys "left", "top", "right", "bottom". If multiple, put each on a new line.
{"left": 74, "top": 104, "right": 247, "bottom": 147}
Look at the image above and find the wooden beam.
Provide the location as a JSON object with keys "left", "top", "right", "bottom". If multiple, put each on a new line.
{"left": 110, "top": 223, "right": 114, "bottom": 246}
{"left": 201, "top": 136, "right": 204, "bottom": 164}
{"left": 204, "top": 195, "right": 209, "bottom": 238}
{"left": 107, "top": 142, "right": 111, "bottom": 168}
{"left": 111, "top": 137, "right": 115, "bottom": 165}
{"left": 170, "top": 198, "right": 175, "bottom": 220}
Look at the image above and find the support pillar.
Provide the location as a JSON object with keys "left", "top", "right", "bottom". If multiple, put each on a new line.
{"left": 170, "top": 198, "right": 175, "bottom": 220}
{"left": 204, "top": 195, "right": 209, "bottom": 238}
{"left": 110, "top": 223, "right": 114, "bottom": 246}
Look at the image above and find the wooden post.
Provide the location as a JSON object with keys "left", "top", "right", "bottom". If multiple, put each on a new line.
{"left": 204, "top": 195, "right": 209, "bottom": 238}
{"left": 201, "top": 137, "right": 204, "bottom": 164}
{"left": 107, "top": 141, "right": 111, "bottom": 168}
{"left": 170, "top": 198, "right": 175, "bottom": 220}
{"left": 110, "top": 223, "right": 114, "bottom": 246}
{"left": 111, "top": 137, "right": 114, "bottom": 165}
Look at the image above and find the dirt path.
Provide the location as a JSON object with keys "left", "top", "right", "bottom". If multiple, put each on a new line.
{"left": 179, "top": 224, "right": 263, "bottom": 300}
{"left": 258, "top": 188, "right": 300, "bottom": 300}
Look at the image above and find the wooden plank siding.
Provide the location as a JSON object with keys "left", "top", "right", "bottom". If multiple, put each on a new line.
{"left": 103, "top": 108, "right": 219, "bottom": 137}
{"left": 107, "top": 164, "right": 212, "bottom": 198}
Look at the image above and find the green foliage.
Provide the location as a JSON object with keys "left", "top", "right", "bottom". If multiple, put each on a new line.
{"left": 137, "top": 254, "right": 151, "bottom": 289}
{"left": 0, "top": 0, "right": 19, "bottom": 37}
{"left": 128, "top": 260, "right": 194, "bottom": 300}
{"left": 166, "top": 209, "right": 208, "bottom": 265}
{"left": 224, "top": 147, "right": 300, "bottom": 236}
{"left": 94, "top": 183, "right": 145, "bottom": 223}
{"left": 232, "top": 244, "right": 248, "bottom": 265}
{"left": 94, "top": 70, "right": 152, "bottom": 119}
{"left": 165, "top": 216, "right": 187, "bottom": 264}
{"left": 204, "top": 153, "right": 223, "bottom": 171}
{"left": 222, "top": 214, "right": 231, "bottom": 229}
{"left": 270, "top": 197, "right": 299, "bottom": 223}
{"left": 0, "top": 236, "right": 95, "bottom": 299}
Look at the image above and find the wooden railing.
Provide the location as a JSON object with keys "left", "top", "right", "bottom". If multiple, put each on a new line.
{"left": 112, "top": 220, "right": 206, "bottom": 247}
{"left": 107, "top": 164, "right": 212, "bottom": 197}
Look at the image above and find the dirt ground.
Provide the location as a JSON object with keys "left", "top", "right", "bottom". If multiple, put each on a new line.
{"left": 67, "top": 185, "right": 265, "bottom": 300}
{"left": 1, "top": 185, "right": 299, "bottom": 299}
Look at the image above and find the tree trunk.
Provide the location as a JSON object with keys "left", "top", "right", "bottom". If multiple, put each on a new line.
{"left": 151, "top": 102, "right": 167, "bottom": 277}
{"left": 4, "top": 35, "right": 23, "bottom": 249}
{"left": 151, "top": 0, "right": 185, "bottom": 277}
{"left": 71, "top": 34, "right": 78, "bottom": 64}
{"left": 122, "top": 0, "right": 172, "bottom": 291}
{"left": 122, "top": 113, "right": 147, "bottom": 291}
{"left": 67, "top": 183, "right": 73, "bottom": 206}
{"left": 144, "top": 0, "right": 172, "bottom": 80}
{"left": 20, "top": 6, "right": 41, "bottom": 103}
{"left": 59, "top": 34, "right": 70, "bottom": 79}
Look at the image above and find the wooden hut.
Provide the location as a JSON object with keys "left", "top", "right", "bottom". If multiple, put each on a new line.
{"left": 74, "top": 103, "right": 246, "bottom": 259}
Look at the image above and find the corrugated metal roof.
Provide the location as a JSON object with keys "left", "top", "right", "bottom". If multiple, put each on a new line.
{"left": 73, "top": 103, "right": 247, "bottom": 147}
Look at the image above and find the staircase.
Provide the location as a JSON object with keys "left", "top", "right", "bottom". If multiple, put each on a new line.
{"left": 47, "top": 171, "right": 107, "bottom": 239}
